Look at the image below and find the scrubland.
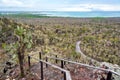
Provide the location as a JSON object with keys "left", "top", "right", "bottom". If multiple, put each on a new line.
{"left": 0, "top": 17, "right": 120, "bottom": 66}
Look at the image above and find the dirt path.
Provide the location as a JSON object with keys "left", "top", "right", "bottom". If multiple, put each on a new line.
{"left": 75, "top": 41, "right": 100, "bottom": 65}
{"left": 75, "top": 41, "right": 120, "bottom": 79}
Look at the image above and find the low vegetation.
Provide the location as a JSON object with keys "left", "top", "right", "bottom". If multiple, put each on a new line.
{"left": 0, "top": 17, "right": 120, "bottom": 78}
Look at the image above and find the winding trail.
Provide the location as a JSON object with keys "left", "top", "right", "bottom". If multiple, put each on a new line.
{"left": 76, "top": 41, "right": 87, "bottom": 58}
{"left": 75, "top": 41, "right": 120, "bottom": 76}
{"left": 75, "top": 41, "right": 100, "bottom": 64}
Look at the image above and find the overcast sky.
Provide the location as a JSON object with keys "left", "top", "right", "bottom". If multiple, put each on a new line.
{"left": 0, "top": 0, "right": 120, "bottom": 11}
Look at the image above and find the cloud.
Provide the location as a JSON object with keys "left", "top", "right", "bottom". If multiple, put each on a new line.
{"left": 2, "top": 0, "right": 23, "bottom": 6}
{"left": 0, "top": 0, "right": 120, "bottom": 11}
{"left": 58, "top": 4, "right": 120, "bottom": 11}
{"left": 93, "top": 4, "right": 120, "bottom": 11}
{"left": 60, "top": 7, "right": 92, "bottom": 11}
{"left": 0, "top": 0, "right": 33, "bottom": 8}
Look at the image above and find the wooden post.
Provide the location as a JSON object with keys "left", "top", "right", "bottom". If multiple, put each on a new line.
{"left": 46, "top": 57, "right": 48, "bottom": 68}
{"left": 61, "top": 60, "right": 64, "bottom": 73}
{"left": 39, "top": 52, "right": 42, "bottom": 60}
{"left": 64, "top": 72, "right": 66, "bottom": 80}
{"left": 40, "top": 61, "right": 43, "bottom": 80}
{"left": 61, "top": 60, "right": 64, "bottom": 68}
{"left": 55, "top": 55, "right": 58, "bottom": 63}
{"left": 107, "top": 71, "right": 112, "bottom": 80}
{"left": 64, "top": 61, "right": 66, "bottom": 65}
{"left": 68, "top": 58, "right": 70, "bottom": 64}
{"left": 28, "top": 56, "right": 31, "bottom": 70}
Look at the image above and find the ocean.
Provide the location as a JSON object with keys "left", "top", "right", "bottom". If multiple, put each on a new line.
{"left": 0, "top": 11, "right": 120, "bottom": 18}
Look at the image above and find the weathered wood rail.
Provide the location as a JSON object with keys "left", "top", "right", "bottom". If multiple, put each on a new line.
{"left": 28, "top": 54, "right": 72, "bottom": 80}
{"left": 28, "top": 52, "right": 120, "bottom": 80}
{"left": 46, "top": 56, "right": 120, "bottom": 77}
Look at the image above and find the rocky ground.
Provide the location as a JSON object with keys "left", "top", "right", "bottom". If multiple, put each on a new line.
{"left": 29, "top": 63, "right": 95, "bottom": 80}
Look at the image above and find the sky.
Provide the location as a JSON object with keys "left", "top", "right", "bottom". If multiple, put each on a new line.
{"left": 0, "top": 0, "right": 120, "bottom": 11}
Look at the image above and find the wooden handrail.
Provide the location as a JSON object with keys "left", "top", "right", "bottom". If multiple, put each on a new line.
{"left": 29, "top": 56, "right": 72, "bottom": 80}
{"left": 47, "top": 56, "right": 120, "bottom": 77}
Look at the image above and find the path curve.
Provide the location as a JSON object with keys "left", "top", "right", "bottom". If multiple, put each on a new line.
{"left": 75, "top": 41, "right": 120, "bottom": 75}
{"left": 75, "top": 41, "right": 100, "bottom": 64}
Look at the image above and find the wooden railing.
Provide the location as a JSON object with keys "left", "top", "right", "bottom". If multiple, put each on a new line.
{"left": 27, "top": 55, "right": 72, "bottom": 80}
{"left": 28, "top": 52, "right": 120, "bottom": 80}
{"left": 48, "top": 56, "right": 120, "bottom": 75}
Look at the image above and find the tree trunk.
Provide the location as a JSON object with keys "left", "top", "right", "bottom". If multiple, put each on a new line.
{"left": 17, "top": 34, "right": 26, "bottom": 77}
{"left": 17, "top": 42, "right": 26, "bottom": 77}
{"left": 17, "top": 51, "right": 25, "bottom": 77}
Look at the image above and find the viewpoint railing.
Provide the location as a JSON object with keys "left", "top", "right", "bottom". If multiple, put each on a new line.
{"left": 27, "top": 54, "right": 72, "bottom": 80}
{"left": 28, "top": 52, "right": 120, "bottom": 80}
{"left": 46, "top": 56, "right": 120, "bottom": 76}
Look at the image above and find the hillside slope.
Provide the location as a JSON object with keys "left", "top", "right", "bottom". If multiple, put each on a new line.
{"left": 11, "top": 17, "right": 120, "bottom": 65}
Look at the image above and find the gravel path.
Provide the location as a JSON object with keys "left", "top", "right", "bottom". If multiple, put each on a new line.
{"left": 75, "top": 41, "right": 100, "bottom": 64}
{"left": 75, "top": 41, "right": 120, "bottom": 80}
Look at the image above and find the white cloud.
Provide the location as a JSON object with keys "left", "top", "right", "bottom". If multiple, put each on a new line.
{"left": 2, "top": 0, "right": 23, "bottom": 6}
{"left": 1, "top": 0, "right": 33, "bottom": 7}
{"left": 93, "top": 4, "right": 120, "bottom": 11}
{"left": 60, "top": 7, "right": 92, "bottom": 11}
{"left": 0, "top": 0, "right": 120, "bottom": 11}
{"left": 58, "top": 4, "right": 120, "bottom": 11}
